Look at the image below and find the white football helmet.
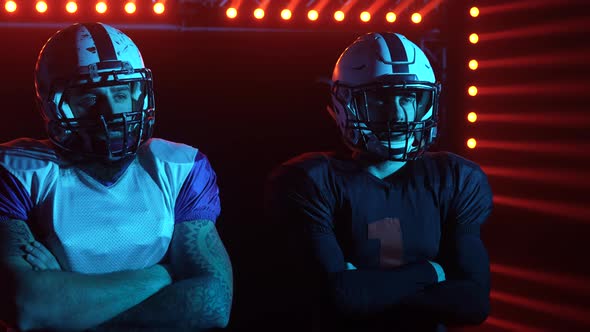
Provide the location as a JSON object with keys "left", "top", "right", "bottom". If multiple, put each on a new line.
{"left": 329, "top": 32, "right": 441, "bottom": 161}
{"left": 34, "top": 22, "right": 155, "bottom": 162}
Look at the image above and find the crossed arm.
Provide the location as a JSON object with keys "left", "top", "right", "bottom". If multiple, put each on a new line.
{"left": 293, "top": 222, "right": 489, "bottom": 326}
{"left": 0, "top": 218, "right": 233, "bottom": 332}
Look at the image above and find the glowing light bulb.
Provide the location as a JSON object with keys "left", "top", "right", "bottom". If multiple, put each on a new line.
{"left": 36, "top": 1, "right": 48, "bottom": 13}
{"left": 66, "top": 1, "right": 77, "bottom": 13}
{"left": 153, "top": 2, "right": 165, "bottom": 14}
{"left": 124, "top": 2, "right": 136, "bottom": 14}
{"left": 308, "top": 10, "right": 318, "bottom": 21}
{"left": 386, "top": 12, "right": 396, "bottom": 23}
{"left": 96, "top": 1, "right": 107, "bottom": 14}
{"left": 226, "top": 7, "right": 237, "bottom": 19}
{"left": 5, "top": 1, "right": 17, "bottom": 13}
{"left": 360, "top": 11, "right": 371, "bottom": 22}
{"left": 254, "top": 8, "right": 265, "bottom": 19}
{"left": 281, "top": 9, "right": 292, "bottom": 20}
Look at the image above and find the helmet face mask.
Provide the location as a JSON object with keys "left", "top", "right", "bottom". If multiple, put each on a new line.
{"left": 329, "top": 32, "right": 441, "bottom": 162}
{"left": 35, "top": 23, "right": 155, "bottom": 163}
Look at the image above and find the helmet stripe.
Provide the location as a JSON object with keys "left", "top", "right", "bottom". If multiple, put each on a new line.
{"left": 380, "top": 33, "right": 410, "bottom": 74}
{"left": 82, "top": 23, "right": 117, "bottom": 62}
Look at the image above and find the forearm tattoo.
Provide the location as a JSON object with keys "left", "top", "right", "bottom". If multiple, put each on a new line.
{"left": 170, "top": 219, "right": 233, "bottom": 328}
{"left": 93, "top": 220, "right": 233, "bottom": 330}
{"left": 0, "top": 219, "right": 34, "bottom": 259}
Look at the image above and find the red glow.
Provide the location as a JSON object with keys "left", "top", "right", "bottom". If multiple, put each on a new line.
{"left": 367, "top": 0, "right": 388, "bottom": 14}
{"left": 476, "top": 50, "right": 589, "bottom": 69}
{"left": 482, "top": 165, "right": 590, "bottom": 190}
{"left": 475, "top": 82, "right": 588, "bottom": 96}
{"left": 493, "top": 195, "right": 590, "bottom": 222}
{"left": 229, "top": 0, "right": 243, "bottom": 11}
{"left": 312, "top": 0, "right": 331, "bottom": 14}
{"left": 474, "top": 139, "right": 590, "bottom": 155}
{"left": 286, "top": 0, "right": 302, "bottom": 11}
{"left": 473, "top": 111, "right": 590, "bottom": 128}
{"left": 491, "top": 263, "right": 590, "bottom": 295}
{"left": 485, "top": 317, "right": 546, "bottom": 332}
{"left": 479, "top": 17, "right": 588, "bottom": 41}
{"left": 337, "top": 0, "right": 355, "bottom": 15}
{"left": 491, "top": 290, "right": 590, "bottom": 325}
{"left": 392, "top": 0, "right": 414, "bottom": 15}
{"left": 416, "top": 0, "right": 443, "bottom": 17}
{"left": 478, "top": 0, "right": 567, "bottom": 15}
{"left": 258, "top": 0, "right": 270, "bottom": 10}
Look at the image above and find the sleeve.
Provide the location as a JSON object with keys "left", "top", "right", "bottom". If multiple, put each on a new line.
{"left": 0, "top": 166, "right": 33, "bottom": 222}
{"left": 173, "top": 151, "right": 221, "bottom": 223}
{"left": 400, "top": 165, "right": 493, "bottom": 326}
{"left": 265, "top": 165, "right": 438, "bottom": 318}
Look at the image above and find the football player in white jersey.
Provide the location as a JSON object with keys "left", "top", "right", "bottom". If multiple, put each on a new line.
{"left": 0, "top": 23, "right": 232, "bottom": 331}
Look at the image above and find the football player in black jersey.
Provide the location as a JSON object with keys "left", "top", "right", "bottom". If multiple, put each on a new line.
{"left": 266, "top": 32, "right": 493, "bottom": 332}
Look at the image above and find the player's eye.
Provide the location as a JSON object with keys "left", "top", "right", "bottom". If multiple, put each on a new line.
{"left": 77, "top": 95, "right": 97, "bottom": 108}
{"left": 114, "top": 93, "right": 129, "bottom": 102}
{"left": 399, "top": 93, "right": 416, "bottom": 105}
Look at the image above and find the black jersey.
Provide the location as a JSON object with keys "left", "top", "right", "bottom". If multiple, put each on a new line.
{"left": 266, "top": 151, "right": 493, "bottom": 331}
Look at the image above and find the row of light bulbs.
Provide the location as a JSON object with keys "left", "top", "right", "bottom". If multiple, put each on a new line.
{"left": 4, "top": 1, "right": 166, "bottom": 14}
{"left": 226, "top": 8, "right": 425, "bottom": 23}
{"left": 467, "top": 6, "right": 479, "bottom": 149}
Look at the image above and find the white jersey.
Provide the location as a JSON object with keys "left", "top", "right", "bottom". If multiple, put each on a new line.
{"left": 0, "top": 138, "right": 198, "bottom": 274}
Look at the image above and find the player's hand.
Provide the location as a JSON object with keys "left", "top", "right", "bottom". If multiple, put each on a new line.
{"left": 22, "top": 241, "right": 62, "bottom": 271}
{"left": 345, "top": 262, "right": 357, "bottom": 270}
{"left": 428, "top": 260, "right": 446, "bottom": 283}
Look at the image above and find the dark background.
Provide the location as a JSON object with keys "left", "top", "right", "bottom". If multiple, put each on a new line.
{"left": 1, "top": 0, "right": 589, "bottom": 331}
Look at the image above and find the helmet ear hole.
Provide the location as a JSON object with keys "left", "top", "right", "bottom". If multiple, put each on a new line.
{"left": 48, "top": 120, "right": 71, "bottom": 144}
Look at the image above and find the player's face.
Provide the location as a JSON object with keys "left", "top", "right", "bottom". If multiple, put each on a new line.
{"left": 67, "top": 84, "right": 133, "bottom": 119}
{"left": 64, "top": 83, "right": 139, "bottom": 155}
{"left": 356, "top": 89, "right": 417, "bottom": 144}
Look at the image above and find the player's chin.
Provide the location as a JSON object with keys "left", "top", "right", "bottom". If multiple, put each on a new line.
{"left": 92, "top": 136, "right": 138, "bottom": 154}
